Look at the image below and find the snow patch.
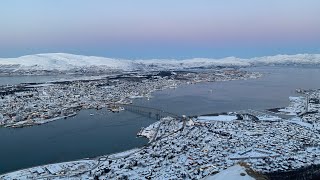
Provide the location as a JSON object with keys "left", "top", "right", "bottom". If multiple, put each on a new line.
{"left": 288, "top": 117, "right": 313, "bottom": 129}
{"left": 204, "top": 164, "right": 254, "bottom": 180}
{"left": 197, "top": 115, "right": 237, "bottom": 122}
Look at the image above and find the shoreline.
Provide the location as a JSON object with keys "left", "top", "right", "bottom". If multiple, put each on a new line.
{"left": 1, "top": 88, "right": 320, "bottom": 179}
{"left": 0, "top": 70, "right": 320, "bottom": 179}
{"left": 0, "top": 69, "right": 261, "bottom": 128}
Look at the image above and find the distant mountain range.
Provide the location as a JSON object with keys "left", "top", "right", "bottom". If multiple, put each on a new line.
{"left": 0, "top": 53, "right": 319, "bottom": 72}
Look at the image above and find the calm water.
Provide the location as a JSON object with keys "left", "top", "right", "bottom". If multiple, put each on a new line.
{"left": 0, "top": 75, "right": 67, "bottom": 85}
{"left": 0, "top": 110, "right": 152, "bottom": 174}
{"left": 0, "top": 75, "right": 105, "bottom": 86}
{"left": 0, "top": 66, "right": 320, "bottom": 174}
{"left": 135, "top": 66, "right": 320, "bottom": 115}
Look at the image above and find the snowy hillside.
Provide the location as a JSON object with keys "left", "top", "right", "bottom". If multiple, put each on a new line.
{"left": 134, "top": 57, "right": 250, "bottom": 70}
{"left": 250, "top": 54, "right": 320, "bottom": 65}
{"left": 0, "top": 53, "right": 320, "bottom": 72}
{"left": 0, "top": 53, "right": 132, "bottom": 71}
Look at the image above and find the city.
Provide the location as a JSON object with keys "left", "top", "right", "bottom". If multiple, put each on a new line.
{"left": 1, "top": 88, "right": 319, "bottom": 179}
{"left": 1, "top": 0, "right": 320, "bottom": 179}
{"left": 0, "top": 69, "right": 260, "bottom": 128}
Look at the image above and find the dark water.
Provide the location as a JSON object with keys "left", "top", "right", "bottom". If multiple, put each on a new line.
{"left": 134, "top": 66, "right": 320, "bottom": 115}
{"left": 0, "top": 66, "right": 320, "bottom": 174}
{"left": 0, "top": 75, "right": 105, "bottom": 86}
{"left": 0, "top": 75, "right": 66, "bottom": 85}
{"left": 0, "top": 110, "right": 152, "bottom": 174}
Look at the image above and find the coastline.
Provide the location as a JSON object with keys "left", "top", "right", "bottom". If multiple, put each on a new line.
{"left": 0, "top": 69, "right": 261, "bottom": 128}
{"left": 0, "top": 67, "right": 320, "bottom": 179}
{"left": 1, "top": 88, "right": 320, "bottom": 179}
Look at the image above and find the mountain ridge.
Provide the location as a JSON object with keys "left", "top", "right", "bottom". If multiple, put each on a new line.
{"left": 1, "top": 53, "right": 320, "bottom": 71}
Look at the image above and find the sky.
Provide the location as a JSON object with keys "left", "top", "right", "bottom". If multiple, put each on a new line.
{"left": 0, "top": 0, "right": 320, "bottom": 59}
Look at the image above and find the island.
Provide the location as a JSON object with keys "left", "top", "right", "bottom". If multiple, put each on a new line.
{"left": 0, "top": 69, "right": 260, "bottom": 128}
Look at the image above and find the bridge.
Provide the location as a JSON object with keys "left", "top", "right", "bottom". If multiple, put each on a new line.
{"left": 118, "top": 104, "right": 182, "bottom": 121}
{"left": 116, "top": 104, "right": 187, "bottom": 143}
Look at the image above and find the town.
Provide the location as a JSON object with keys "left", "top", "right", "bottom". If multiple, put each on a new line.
{"left": 0, "top": 69, "right": 260, "bottom": 128}
{"left": 1, "top": 88, "right": 319, "bottom": 179}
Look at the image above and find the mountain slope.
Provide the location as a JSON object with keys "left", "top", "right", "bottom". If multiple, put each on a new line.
{"left": 0, "top": 53, "right": 132, "bottom": 71}
{"left": 0, "top": 53, "right": 320, "bottom": 72}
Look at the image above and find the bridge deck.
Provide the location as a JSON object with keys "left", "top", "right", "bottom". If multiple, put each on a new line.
{"left": 118, "top": 104, "right": 181, "bottom": 120}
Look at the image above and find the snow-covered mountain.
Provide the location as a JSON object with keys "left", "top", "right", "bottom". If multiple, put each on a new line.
{"left": 250, "top": 54, "right": 320, "bottom": 66}
{"left": 0, "top": 53, "right": 132, "bottom": 71}
{"left": 0, "top": 53, "right": 319, "bottom": 72}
